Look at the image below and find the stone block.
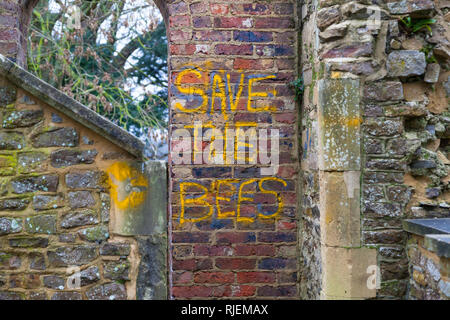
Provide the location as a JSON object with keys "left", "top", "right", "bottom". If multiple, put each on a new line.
{"left": 50, "top": 149, "right": 98, "bottom": 168}
{"left": 0, "top": 197, "right": 29, "bottom": 211}
{"left": 103, "top": 260, "right": 130, "bottom": 281}
{"left": 364, "top": 82, "right": 404, "bottom": 101}
{"left": 387, "top": 50, "right": 426, "bottom": 77}
{"left": 32, "top": 127, "right": 78, "bottom": 148}
{"left": 25, "top": 215, "right": 56, "bottom": 234}
{"left": 32, "top": 193, "right": 64, "bottom": 210}
{"left": 318, "top": 79, "right": 361, "bottom": 170}
{"left": 68, "top": 191, "right": 95, "bottom": 208}
{"left": 78, "top": 225, "right": 109, "bottom": 243}
{"left": 320, "top": 171, "right": 361, "bottom": 247}
{"left": 2, "top": 109, "right": 43, "bottom": 128}
{"left": 0, "top": 217, "right": 22, "bottom": 235}
{"left": 0, "top": 132, "right": 24, "bottom": 150}
{"left": 110, "top": 160, "right": 167, "bottom": 236}
{"left": 86, "top": 282, "right": 127, "bottom": 300}
{"left": 60, "top": 209, "right": 99, "bottom": 229}
{"left": 321, "top": 247, "right": 377, "bottom": 299}
{"left": 65, "top": 170, "right": 107, "bottom": 189}
{"left": 47, "top": 245, "right": 97, "bottom": 267}
{"left": 387, "top": 0, "right": 434, "bottom": 15}
{"left": 11, "top": 174, "right": 58, "bottom": 194}
{"left": 17, "top": 151, "right": 47, "bottom": 173}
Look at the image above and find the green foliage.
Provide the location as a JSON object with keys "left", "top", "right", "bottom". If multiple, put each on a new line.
{"left": 399, "top": 16, "right": 436, "bottom": 35}
{"left": 27, "top": 0, "right": 168, "bottom": 143}
{"left": 290, "top": 77, "right": 305, "bottom": 101}
{"left": 421, "top": 44, "right": 438, "bottom": 64}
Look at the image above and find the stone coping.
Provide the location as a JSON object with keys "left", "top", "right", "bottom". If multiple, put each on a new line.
{"left": 0, "top": 54, "right": 148, "bottom": 160}
{"left": 403, "top": 218, "right": 450, "bottom": 259}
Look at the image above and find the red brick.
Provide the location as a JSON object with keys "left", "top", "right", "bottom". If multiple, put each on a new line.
{"left": 231, "top": 3, "right": 271, "bottom": 15}
{"left": 254, "top": 17, "right": 295, "bottom": 29}
{"left": 172, "top": 285, "right": 213, "bottom": 298}
{"left": 0, "top": 42, "right": 17, "bottom": 55}
{"left": 193, "top": 16, "right": 212, "bottom": 28}
{"left": 194, "top": 245, "right": 234, "bottom": 256}
{"left": 237, "top": 272, "right": 276, "bottom": 284}
{"left": 277, "top": 220, "right": 297, "bottom": 230}
{"left": 172, "top": 231, "right": 210, "bottom": 243}
{"left": 169, "top": 30, "right": 192, "bottom": 42}
{"left": 228, "top": 285, "right": 257, "bottom": 297}
{"left": 215, "top": 44, "right": 253, "bottom": 55}
{"left": 170, "top": 44, "right": 196, "bottom": 55}
{"left": 194, "top": 272, "right": 234, "bottom": 284}
{"left": 0, "top": 28, "right": 17, "bottom": 41}
{"left": 274, "top": 112, "right": 297, "bottom": 124}
{"left": 277, "top": 272, "right": 297, "bottom": 283}
{"left": 233, "top": 58, "right": 274, "bottom": 70}
{"left": 277, "top": 165, "right": 298, "bottom": 178}
{"left": 256, "top": 285, "right": 297, "bottom": 297}
{"left": 173, "top": 271, "right": 193, "bottom": 284}
{"left": 168, "top": 1, "right": 188, "bottom": 15}
{"left": 283, "top": 192, "right": 297, "bottom": 205}
{"left": 169, "top": 15, "right": 190, "bottom": 28}
{"left": 210, "top": 3, "right": 229, "bottom": 15}
{"left": 190, "top": 2, "right": 208, "bottom": 14}
{"left": 215, "top": 232, "right": 256, "bottom": 244}
{"left": 234, "top": 244, "right": 276, "bottom": 256}
{"left": 258, "top": 232, "right": 297, "bottom": 243}
{"left": 215, "top": 258, "right": 256, "bottom": 270}
{"left": 273, "top": 3, "right": 294, "bottom": 15}
{"left": 0, "top": 15, "right": 17, "bottom": 28}
{"left": 193, "top": 30, "right": 231, "bottom": 42}
{"left": 276, "top": 59, "right": 296, "bottom": 70}
{"left": 172, "top": 245, "right": 192, "bottom": 259}
{"left": 214, "top": 17, "right": 253, "bottom": 29}
{"left": 172, "top": 258, "right": 213, "bottom": 271}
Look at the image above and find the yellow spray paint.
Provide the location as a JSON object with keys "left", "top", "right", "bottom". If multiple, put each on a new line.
{"left": 107, "top": 162, "right": 148, "bottom": 210}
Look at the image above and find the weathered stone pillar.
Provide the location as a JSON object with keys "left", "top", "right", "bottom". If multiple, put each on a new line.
{"left": 167, "top": 0, "right": 301, "bottom": 299}
{"left": 300, "top": 0, "right": 379, "bottom": 299}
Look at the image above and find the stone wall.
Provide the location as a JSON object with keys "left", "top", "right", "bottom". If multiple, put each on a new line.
{"left": 299, "top": 0, "right": 449, "bottom": 299}
{"left": 359, "top": 0, "right": 449, "bottom": 299}
{"left": 0, "top": 64, "right": 167, "bottom": 300}
{"left": 166, "top": 0, "right": 301, "bottom": 299}
{"left": 406, "top": 233, "right": 449, "bottom": 299}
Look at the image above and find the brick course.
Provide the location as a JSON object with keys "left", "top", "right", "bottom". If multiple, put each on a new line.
{"left": 167, "top": 0, "right": 300, "bottom": 299}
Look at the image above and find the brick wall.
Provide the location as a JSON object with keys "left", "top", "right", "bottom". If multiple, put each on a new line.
{"left": 167, "top": 0, "right": 301, "bottom": 299}
{"left": 0, "top": 0, "right": 37, "bottom": 67}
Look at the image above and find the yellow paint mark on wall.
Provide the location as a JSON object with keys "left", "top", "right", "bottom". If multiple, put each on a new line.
{"left": 179, "top": 177, "right": 286, "bottom": 225}
{"left": 107, "top": 162, "right": 148, "bottom": 210}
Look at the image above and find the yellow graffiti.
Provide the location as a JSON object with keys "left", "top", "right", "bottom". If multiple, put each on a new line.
{"left": 174, "top": 68, "right": 208, "bottom": 113}
{"left": 179, "top": 177, "right": 286, "bottom": 225}
{"left": 211, "top": 73, "right": 228, "bottom": 120}
{"left": 180, "top": 182, "right": 213, "bottom": 225}
{"left": 184, "top": 121, "right": 258, "bottom": 165}
{"left": 107, "top": 162, "right": 148, "bottom": 210}
{"left": 227, "top": 73, "right": 245, "bottom": 113}
{"left": 236, "top": 178, "right": 258, "bottom": 223}
{"left": 215, "top": 179, "right": 239, "bottom": 219}
{"left": 174, "top": 66, "right": 277, "bottom": 116}
{"left": 258, "top": 177, "right": 287, "bottom": 219}
{"left": 247, "top": 75, "right": 277, "bottom": 112}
